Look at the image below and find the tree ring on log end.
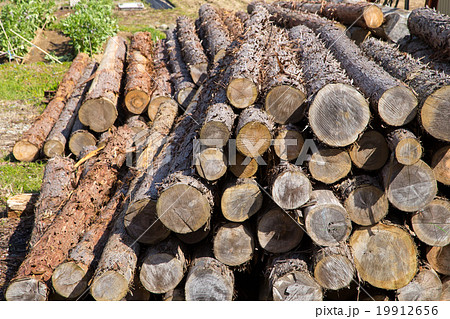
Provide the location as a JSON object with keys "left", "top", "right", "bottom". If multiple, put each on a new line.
{"left": 148, "top": 96, "right": 176, "bottom": 122}
{"left": 5, "top": 278, "right": 48, "bottom": 301}
{"left": 236, "top": 122, "right": 271, "bottom": 158}
{"left": 344, "top": 185, "right": 388, "bottom": 226}
{"left": 272, "top": 271, "right": 323, "bottom": 301}
{"left": 378, "top": 85, "right": 418, "bottom": 126}
{"left": 363, "top": 5, "right": 384, "bottom": 28}
{"left": 421, "top": 86, "right": 450, "bottom": 142}
{"left": 13, "top": 140, "right": 39, "bottom": 162}
{"left": 79, "top": 97, "right": 118, "bottom": 133}
{"left": 221, "top": 182, "right": 263, "bottom": 222}
{"left": 44, "top": 140, "right": 65, "bottom": 158}
{"left": 227, "top": 78, "right": 258, "bottom": 109}
{"left": 272, "top": 169, "right": 311, "bottom": 210}
{"left": 427, "top": 245, "right": 450, "bottom": 275}
{"left": 190, "top": 63, "right": 208, "bottom": 85}
{"left": 395, "top": 137, "right": 422, "bottom": 165}
{"left": 90, "top": 270, "right": 129, "bottom": 301}
{"left": 349, "top": 130, "right": 389, "bottom": 171}
{"left": 314, "top": 255, "right": 354, "bottom": 290}
{"left": 68, "top": 130, "right": 97, "bottom": 157}
{"left": 140, "top": 253, "right": 185, "bottom": 294}
{"left": 200, "top": 122, "right": 230, "bottom": 148}
{"left": 265, "top": 85, "right": 306, "bottom": 124}
{"left": 125, "top": 90, "right": 150, "bottom": 115}
{"left": 176, "top": 87, "right": 196, "bottom": 108}
{"left": 412, "top": 199, "right": 450, "bottom": 247}
{"left": 52, "top": 261, "right": 88, "bottom": 299}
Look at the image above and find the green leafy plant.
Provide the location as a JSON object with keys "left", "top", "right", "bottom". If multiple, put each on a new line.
{"left": 59, "top": 0, "right": 118, "bottom": 56}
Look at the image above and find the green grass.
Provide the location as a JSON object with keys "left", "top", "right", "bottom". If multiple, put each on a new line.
{"left": 118, "top": 25, "right": 166, "bottom": 40}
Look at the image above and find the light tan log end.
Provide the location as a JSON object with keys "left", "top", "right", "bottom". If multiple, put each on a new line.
{"left": 125, "top": 90, "right": 150, "bottom": 115}
{"left": 421, "top": 85, "right": 450, "bottom": 142}
{"left": 227, "top": 78, "right": 258, "bottom": 109}
{"left": 13, "top": 140, "right": 39, "bottom": 162}
{"left": 52, "top": 261, "right": 88, "bottom": 299}
{"left": 79, "top": 97, "right": 118, "bottom": 133}
{"left": 91, "top": 270, "right": 129, "bottom": 301}
{"left": 378, "top": 85, "right": 418, "bottom": 126}
{"left": 43, "top": 140, "right": 65, "bottom": 158}
{"left": 5, "top": 278, "right": 48, "bottom": 301}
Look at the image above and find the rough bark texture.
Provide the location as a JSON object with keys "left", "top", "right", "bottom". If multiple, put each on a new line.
{"left": 221, "top": 178, "right": 263, "bottom": 222}
{"left": 79, "top": 36, "right": 127, "bottom": 133}
{"left": 213, "top": 222, "right": 255, "bottom": 266}
{"left": 397, "top": 267, "right": 442, "bottom": 301}
{"left": 44, "top": 62, "right": 97, "bottom": 158}
{"left": 349, "top": 130, "right": 389, "bottom": 171}
{"left": 386, "top": 128, "right": 422, "bottom": 165}
{"left": 219, "top": 10, "right": 245, "bottom": 39}
{"left": 350, "top": 223, "right": 418, "bottom": 290}
{"left": 13, "top": 53, "right": 90, "bottom": 161}
{"left": 431, "top": 145, "right": 450, "bottom": 185}
{"left": 412, "top": 198, "right": 450, "bottom": 247}
{"left": 308, "top": 148, "right": 352, "bottom": 184}
{"left": 200, "top": 103, "right": 236, "bottom": 148}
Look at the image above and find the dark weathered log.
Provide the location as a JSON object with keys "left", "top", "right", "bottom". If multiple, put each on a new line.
{"left": 397, "top": 267, "right": 442, "bottom": 301}
{"left": 5, "top": 126, "right": 133, "bottom": 301}
{"left": 412, "top": 198, "right": 450, "bottom": 247}
{"left": 386, "top": 128, "right": 422, "bottom": 165}
{"left": 273, "top": 125, "right": 303, "bottom": 161}
{"left": 29, "top": 157, "right": 76, "bottom": 248}
{"left": 221, "top": 178, "right": 263, "bottom": 222}
{"left": 431, "top": 145, "right": 450, "bottom": 185}
{"left": 408, "top": 7, "right": 450, "bottom": 55}
{"left": 382, "top": 159, "right": 437, "bottom": 212}
{"left": 304, "top": 190, "right": 352, "bottom": 247}
{"left": 13, "top": 53, "right": 90, "bottom": 161}
{"left": 219, "top": 10, "right": 245, "bottom": 39}
{"left": 427, "top": 245, "right": 450, "bottom": 275}
{"left": 350, "top": 223, "right": 418, "bottom": 290}
{"left": 361, "top": 37, "right": 450, "bottom": 141}
{"left": 346, "top": 26, "right": 371, "bottom": 45}
{"left": 79, "top": 37, "right": 126, "bottom": 133}
{"left": 269, "top": 162, "right": 311, "bottom": 210}
{"left": 229, "top": 151, "right": 259, "bottom": 178}
{"left": 336, "top": 175, "right": 388, "bottom": 226}
{"left": 349, "top": 130, "right": 389, "bottom": 171}
{"left": 124, "top": 32, "right": 154, "bottom": 115}
{"left": 51, "top": 173, "right": 132, "bottom": 298}
{"left": 195, "top": 147, "right": 228, "bottom": 181}
{"left": 164, "top": 287, "right": 185, "bottom": 301}
{"left": 313, "top": 244, "right": 355, "bottom": 290}
{"left": 43, "top": 62, "right": 97, "bottom": 158}
{"left": 226, "top": 5, "right": 271, "bottom": 109}
{"left": 176, "top": 16, "right": 208, "bottom": 84}
{"left": 199, "top": 103, "right": 236, "bottom": 148}
{"left": 257, "top": 206, "right": 303, "bottom": 254}
{"left": 371, "top": 7, "right": 410, "bottom": 43}
{"left": 308, "top": 148, "right": 351, "bottom": 184}
{"left": 264, "top": 253, "right": 323, "bottom": 301}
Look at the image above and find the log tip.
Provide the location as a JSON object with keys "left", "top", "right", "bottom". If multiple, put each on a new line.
{"left": 227, "top": 78, "right": 258, "bottom": 109}
{"left": 379, "top": 85, "right": 418, "bottom": 126}
{"left": 43, "top": 140, "right": 65, "bottom": 158}
{"left": 91, "top": 270, "right": 129, "bottom": 301}
{"left": 79, "top": 98, "right": 119, "bottom": 133}
{"left": 5, "top": 278, "right": 48, "bottom": 301}
{"left": 363, "top": 5, "right": 384, "bottom": 29}
{"left": 52, "top": 261, "right": 88, "bottom": 299}
{"left": 13, "top": 140, "right": 39, "bottom": 162}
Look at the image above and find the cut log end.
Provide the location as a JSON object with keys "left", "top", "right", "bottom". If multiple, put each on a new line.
{"left": 395, "top": 137, "right": 422, "bottom": 165}
{"left": 273, "top": 127, "right": 304, "bottom": 161}
{"left": 271, "top": 168, "right": 311, "bottom": 210}
{"left": 397, "top": 268, "right": 442, "bottom": 301}
{"left": 5, "top": 278, "right": 48, "bottom": 301}
{"left": 272, "top": 270, "right": 323, "bottom": 301}
{"left": 314, "top": 255, "right": 354, "bottom": 290}
{"left": 43, "top": 140, "right": 65, "bottom": 158}
{"left": 431, "top": 146, "right": 450, "bottom": 185}
{"left": 221, "top": 181, "right": 263, "bottom": 222}
{"left": 140, "top": 253, "right": 185, "bottom": 294}
{"left": 200, "top": 121, "right": 230, "bottom": 148}
{"left": 309, "top": 148, "right": 352, "bottom": 184}
{"left": 363, "top": 5, "right": 384, "bottom": 29}
{"left": 195, "top": 147, "right": 228, "bottom": 181}
{"left": 427, "top": 245, "right": 450, "bottom": 275}
{"left": 90, "top": 270, "right": 129, "bottom": 301}
{"left": 265, "top": 85, "right": 306, "bottom": 124}
{"left": 236, "top": 122, "right": 271, "bottom": 158}
{"left": 79, "top": 98, "right": 118, "bottom": 133}
{"left": 421, "top": 85, "right": 450, "bottom": 142}
{"left": 52, "top": 261, "right": 88, "bottom": 299}
{"left": 68, "top": 130, "right": 97, "bottom": 157}
{"left": 125, "top": 90, "right": 150, "bottom": 115}
{"left": 227, "top": 78, "right": 258, "bottom": 109}
{"left": 176, "top": 87, "right": 196, "bottom": 107}
{"left": 190, "top": 63, "right": 208, "bottom": 85}
{"left": 349, "top": 130, "right": 389, "bottom": 171}
{"left": 378, "top": 85, "right": 418, "bottom": 126}
{"left": 412, "top": 199, "right": 450, "bottom": 247}
{"left": 13, "top": 140, "right": 39, "bottom": 162}
{"left": 213, "top": 223, "right": 254, "bottom": 266}
{"left": 344, "top": 185, "right": 388, "bottom": 226}
{"left": 229, "top": 152, "right": 258, "bottom": 178}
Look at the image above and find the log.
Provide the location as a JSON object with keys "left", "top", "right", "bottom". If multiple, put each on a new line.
{"left": 139, "top": 237, "right": 187, "bottom": 294}
{"left": 427, "top": 245, "right": 450, "bottom": 275}
{"left": 349, "top": 223, "right": 418, "bottom": 290}
{"left": 124, "top": 32, "right": 154, "bottom": 115}
{"left": 273, "top": 125, "right": 304, "bottom": 161}
{"left": 288, "top": 24, "right": 370, "bottom": 146}
{"left": 213, "top": 222, "right": 254, "bottom": 267}
{"left": 371, "top": 7, "right": 410, "bottom": 43}
{"left": 226, "top": 5, "right": 271, "bottom": 109}
{"left": 6, "top": 193, "right": 39, "bottom": 214}
{"left": 43, "top": 61, "right": 97, "bottom": 158}
{"left": 199, "top": 103, "right": 236, "bottom": 148}
{"left": 349, "top": 130, "right": 389, "bottom": 171}
{"left": 397, "top": 267, "right": 442, "bottom": 301}
{"left": 257, "top": 206, "right": 303, "bottom": 254}
{"left": 336, "top": 175, "right": 388, "bottom": 226}
{"left": 68, "top": 118, "right": 97, "bottom": 157}
{"left": 408, "top": 7, "right": 450, "bottom": 55}
{"left": 194, "top": 147, "right": 228, "bottom": 181}
{"left": 262, "top": 26, "right": 306, "bottom": 124}
{"left": 5, "top": 126, "right": 133, "bottom": 301}
{"left": 308, "top": 148, "right": 352, "bottom": 184}
{"left": 185, "top": 256, "right": 234, "bottom": 301}
{"left": 269, "top": 162, "right": 311, "bottom": 210}
{"left": 176, "top": 225, "right": 210, "bottom": 245}
{"left": 441, "top": 277, "right": 450, "bottom": 301}
{"left": 235, "top": 106, "right": 274, "bottom": 158}
{"left": 164, "top": 287, "right": 185, "bottom": 301}
{"left": 165, "top": 28, "right": 196, "bottom": 108}
{"left": 13, "top": 53, "right": 90, "bottom": 161}
{"left": 221, "top": 178, "right": 263, "bottom": 222}
{"left": 51, "top": 172, "right": 132, "bottom": 299}
{"left": 361, "top": 37, "right": 450, "bottom": 141}
{"left": 346, "top": 26, "right": 371, "bottom": 45}
{"left": 198, "top": 4, "right": 231, "bottom": 62}
{"left": 264, "top": 253, "right": 323, "bottom": 301}
{"left": 229, "top": 151, "right": 259, "bottom": 178}
{"left": 412, "top": 198, "right": 450, "bottom": 247}
{"left": 176, "top": 16, "right": 208, "bottom": 84}
{"left": 386, "top": 128, "right": 422, "bottom": 166}
{"left": 313, "top": 244, "right": 355, "bottom": 290}
{"left": 219, "top": 10, "right": 245, "bottom": 39}
{"left": 304, "top": 190, "right": 352, "bottom": 247}
{"left": 382, "top": 159, "right": 437, "bottom": 212}
{"left": 431, "top": 145, "right": 450, "bottom": 185}
{"left": 79, "top": 36, "right": 127, "bottom": 133}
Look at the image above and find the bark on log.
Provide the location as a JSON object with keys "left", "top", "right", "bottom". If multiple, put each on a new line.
{"left": 349, "top": 130, "right": 389, "bottom": 171}
{"left": 199, "top": 103, "right": 236, "bottom": 148}
{"left": 194, "top": 147, "right": 228, "bottom": 181}
{"left": 427, "top": 245, "right": 450, "bottom": 275}
{"left": 273, "top": 125, "right": 304, "bottom": 161}
{"left": 304, "top": 190, "right": 352, "bottom": 247}
{"left": 412, "top": 198, "right": 450, "bottom": 247}
{"left": 229, "top": 151, "right": 259, "bottom": 178}
{"left": 124, "top": 32, "right": 155, "bottom": 115}
{"left": 139, "top": 237, "right": 187, "bottom": 294}
{"left": 79, "top": 36, "right": 127, "bottom": 133}
{"left": 308, "top": 148, "right": 352, "bottom": 184}
{"left": 6, "top": 193, "right": 39, "bottom": 214}
{"left": 264, "top": 253, "right": 323, "bottom": 301}
{"left": 346, "top": 26, "right": 371, "bottom": 45}
{"left": 313, "top": 244, "right": 355, "bottom": 290}
{"left": 408, "top": 7, "right": 450, "bottom": 56}
{"left": 221, "top": 178, "right": 263, "bottom": 222}
{"left": 386, "top": 128, "right": 422, "bottom": 165}
{"left": 397, "top": 267, "right": 442, "bottom": 301}
{"left": 43, "top": 61, "right": 97, "bottom": 158}
{"left": 269, "top": 162, "right": 311, "bottom": 210}
{"left": 219, "top": 10, "right": 245, "bottom": 39}
{"left": 361, "top": 37, "right": 450, "bottom": 141}
{"left": 13, "top": 53, "right": 90, "bottom": 161}
{"left": 176, "top": 16, "right": 208, "bottom": 84}
{"left": 431, "top": 145, "right": 450, "bottom": 185}
{"left": 5, "top": 126, "right": 133, "bottom": 301}
{"left": 257, "top": 206, "right": 303, "bottom": 254}
{"left": 336, "top": 175, "right": 388, "bottom": 226}
{"left": 349, "top": 223, "right": 418, "bottom": 290}
{"left": 382, "top": 159, "right": 437, "bottom": 212}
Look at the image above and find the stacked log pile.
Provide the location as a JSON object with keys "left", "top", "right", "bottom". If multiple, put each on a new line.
{"left": 4, "top": 1, "right": 449, "bottom": 301}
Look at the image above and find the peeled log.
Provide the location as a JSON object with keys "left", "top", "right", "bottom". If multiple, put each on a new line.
{"left": 199, "top": 103, "right": 236, "bottom": 148}
{"left": 350, "top": 223, "right": 418, "bottom": 290}
{"left": 221, "top": 178, "right": 263, "bottom": 222}
{"left": 427, "top": 245, "right": 450, "bottom": 275}
{"left": 412, "top": 198, "right": 450, "bottom": 247}
{"left": 140, "top": 237, "right": 186, "bottom": 294}
{"left": 229, "top": 151, "right": 258, "bottom": 178}
{"left": 431, "top": 145, "right": 450, "bottom": 185}
{"left": 349, "top": 130, "right": 389, "bottom": 171}
{"left": 382, "top": 159, "right": 437, "bottom": 212}
{"left": 273, "top": 125, "right": 304, "bottom": 161}
{"left": 304, "top": 190, "right": 352, "bottom": 247}
{"left": 313, "top": 244, "right": 355, "bottom": 291}
{"left": 397, "top": 267, "right": 442, "bottom": 301}
{"left": 194, "top": 147, "right": 228, "bottom": 181}
{"left": 13, "top": 53, "right": 90, "bottom": 161}
{"left": 337, "top": 175, "right": 388, "bottom": 226}
{"left": 257, "top": 206, "right": 303, "bottom": 254}
{"left": 43, "top": 62, "right": 97, "bottom": 158}
{"left": 176, "top": 16, "right": 208, "bottom": 84}
{"left": 308, "top": 148, "right": 351, "bottom": 184}
{"left": 79, "top": 37, "right": 126, "bottom": 133}
{"left": 185, "top": 257, "right": 234, "bottom": 301}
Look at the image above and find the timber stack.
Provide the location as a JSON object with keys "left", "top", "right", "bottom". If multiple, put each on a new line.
{"left": 3, "top": 1, "right": 449, "bottom": 301}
